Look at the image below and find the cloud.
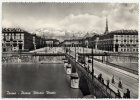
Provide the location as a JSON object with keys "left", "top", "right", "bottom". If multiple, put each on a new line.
{"left": 59, "top": 14, "right": 104, "bottom": 33}
{"left": 2, "top": 3, "right": 138, "bottom": 36}
{"left": 2, "top": 19, "right": 13, "bottom": 28}
{"left": 106, "top": 3, "right": 138, "bottom": 31}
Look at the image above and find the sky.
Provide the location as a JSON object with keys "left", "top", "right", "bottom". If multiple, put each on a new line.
{"left": 2, "top": 3, "right": 139, "bottom": 36}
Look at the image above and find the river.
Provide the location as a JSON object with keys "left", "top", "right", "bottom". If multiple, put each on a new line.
{"left": 2, "top": 63, "right": 83, "bottom": 98}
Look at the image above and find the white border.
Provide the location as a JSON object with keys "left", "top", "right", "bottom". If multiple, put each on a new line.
{"left": 0, "top": 0, "right": 140, "bottom": 3}
{"left": 0, "top": 0, "right": 139, "bottom": 100}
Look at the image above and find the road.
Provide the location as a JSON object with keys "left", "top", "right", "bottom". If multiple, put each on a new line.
{"left": 87, "top": 58, "right": 138, "bottom": 98}
{"left": 69, "top": 47, "right": 138, "bottom": 98}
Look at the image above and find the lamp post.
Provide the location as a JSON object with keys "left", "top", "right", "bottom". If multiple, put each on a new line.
{"left": 71, "top": 43, "right": 76, "bottom": 73}
{"left": 69, "top": 46, "right": 70, "bottom": 55}
{"left": 92, "top": 46, "right": 94, "bottom": 79}
{"left": 83, "top": 39, "right": 85, "bottom": 66}
{"left": 75, "top": 44, "right": 76, "bottom": 62}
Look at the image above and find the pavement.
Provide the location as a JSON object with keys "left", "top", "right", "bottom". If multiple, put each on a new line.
{"left": 69, "top": 47, "right": 138, "bottom": 98}
{"left": 85, "top": 57, "right": 138, "bottom": 98}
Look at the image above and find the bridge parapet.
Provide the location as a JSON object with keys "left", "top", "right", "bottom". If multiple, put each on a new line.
{"left": 66, "top": 54, "right": 119, "bottom": 98}
{"left": 3, "top": 52, "right": 65, "bottom": 56}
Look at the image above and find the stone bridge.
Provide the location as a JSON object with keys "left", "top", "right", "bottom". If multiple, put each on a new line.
{"left": 65, "top": 54, "right": 119, "bottom": 98}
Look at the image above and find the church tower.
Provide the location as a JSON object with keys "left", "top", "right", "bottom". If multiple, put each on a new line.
{"left": 104, "top": 17, "right": 109, "bottom": 34}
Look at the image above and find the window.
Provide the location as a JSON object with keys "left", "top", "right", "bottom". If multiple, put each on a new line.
{"left": 13, "top": 43, "right": 17, "bottom": 47}
{"left": 6, "top": 43, "right": 10, "bottom": 46}
{"left": 124, "top": 49, "right": 126, "bottom": 52}
{"left": 127, "top": 49, "right": 129, "bottom": 51}
{"left": 133, "top": 49, "right": 135, "bottom": 52}
{"left": 10, "top": 33, "right": 13, "bottom": 41}
{"left": 3, "top": 48, "right": 6, "bottom": 52}
{"left": 116, "top": 39, "right": 118, "bottom": 42}
{"left": 7, "top": 33, "right": 9, "bottom": 40}
{"left": 124, "top": 40, "right": 126, "bottom": 42}
{"left": 21, "top": 34, "right": 24, "bottom": 39}
{"left": 120, "top": 44, "right": 122, "bottom": 47}
{"left": 130, "top": 40, "right": 132, "bottom": 42}
{"left": 20, "top": 34, "right": 21, "bottom": 39}
{"left": 12, "top": 34, "right": 14, "bottom": 39}
{"left": 121, "top": 49, "right": 123, "bottom": 51}
{"left": 14, "top": 34, "right": 16, "bottom": 39}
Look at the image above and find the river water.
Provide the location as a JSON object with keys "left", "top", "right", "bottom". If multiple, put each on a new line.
{"left": 2, "top": 63, "right": 83, "bottom": 98}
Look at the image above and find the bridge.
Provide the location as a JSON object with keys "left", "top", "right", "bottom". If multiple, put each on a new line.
{"left": 2, "top": 52, "right": 65, "bottom": 56}
{"left": 78, "top": 52, "right": 110, "bottom": 56}
{"left": 65, "top": 53, "right": 119, "bottom": 98}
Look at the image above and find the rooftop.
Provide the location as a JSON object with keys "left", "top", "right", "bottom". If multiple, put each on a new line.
{"left": 99, "top": 29, "right": 138, "bottom": 39}
{"left": 108, "top": 30, "right": 138, "bottom": 35}
{"left": 2, "top": 28, "right": 27, "bottom": 33}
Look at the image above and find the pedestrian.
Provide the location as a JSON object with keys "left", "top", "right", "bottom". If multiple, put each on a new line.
{"left": 98, "top": 73, "right": 102, "bottom": 81}
{"left": 112, "top": 75, "right": 115, "bottom": 84}
{"left": 117, "top": 89, "right": 121, "bottom": 98}
{"left": 118, "top": 78, "right": 123, "bottom": 88}
{"left": 106, "top": 79, "right": 110, "bottom": 88}
{"left": 126, "top": 88, "right": 130, "bottom": 98}
{"left": 123, "top": 93, "right": 126, "bottom": 98}
{"left": 101, "top": 77, "right": 104, "bottom": 84}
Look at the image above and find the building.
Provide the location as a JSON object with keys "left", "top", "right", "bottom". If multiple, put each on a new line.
{"left": 97, "top": 18, "right": 138, "bottom": 53}
{"left": 88, "top": 34, "right": 100, "bottom": 49}
{"left": 45, "top": 39, "right": 60, "bottom": 47}
{"left": 67, "top": 17, "right": 139, "bottom": 53}
{"left": 98, "top": 30, "right": 138, "bottom": 52}
{"left": 82, "top": 32, "right": 98, "bottom": 48}
{"left": 61, "top": 39, "right": 83, "bottom": 47}
{"left": 53, "top": 39, "right": 60, "bottom": 47}
{"left": 2, "top": 28, "right": 46, "bottom": 52}
{"left": 32, "top": 34, "right": 46, "bottom": 49}
{"left": 104, "top": 17, "right": 109, "bottom": 34}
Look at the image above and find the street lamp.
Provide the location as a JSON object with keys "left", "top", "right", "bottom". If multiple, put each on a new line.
{"left": 83, "top": 39, "right": 85, "bottom": 66}
{"left": 71, "top": 43, "right": 76, "bottom": 73}
{"left": 91, "top": 46, "right": 94, "bottom": 79}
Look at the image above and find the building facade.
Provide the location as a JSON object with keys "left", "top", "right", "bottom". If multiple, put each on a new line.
{"left": 32, "top": 34, "right": 46, "bottom": 49}
{"left": 90, "top": 18, "right": 139, "bottom": 53}
{"left": 88, "top": 34, "right": 100, "bottom": 49}
{"left": 45, "top": 39, "right": 59, "bottom": 47}
{"left": 98, "top": 30, "right": 138, "bottom": 53}
{"left": 62, "top": 39, "right": 83, "bottom": 47}
{"left": 2, "top": 28, "right": 46, "bottom": 52}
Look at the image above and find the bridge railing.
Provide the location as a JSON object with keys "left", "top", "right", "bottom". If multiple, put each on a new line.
{"left": 66, "top": 54, "right": 120, "bottom": 98}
